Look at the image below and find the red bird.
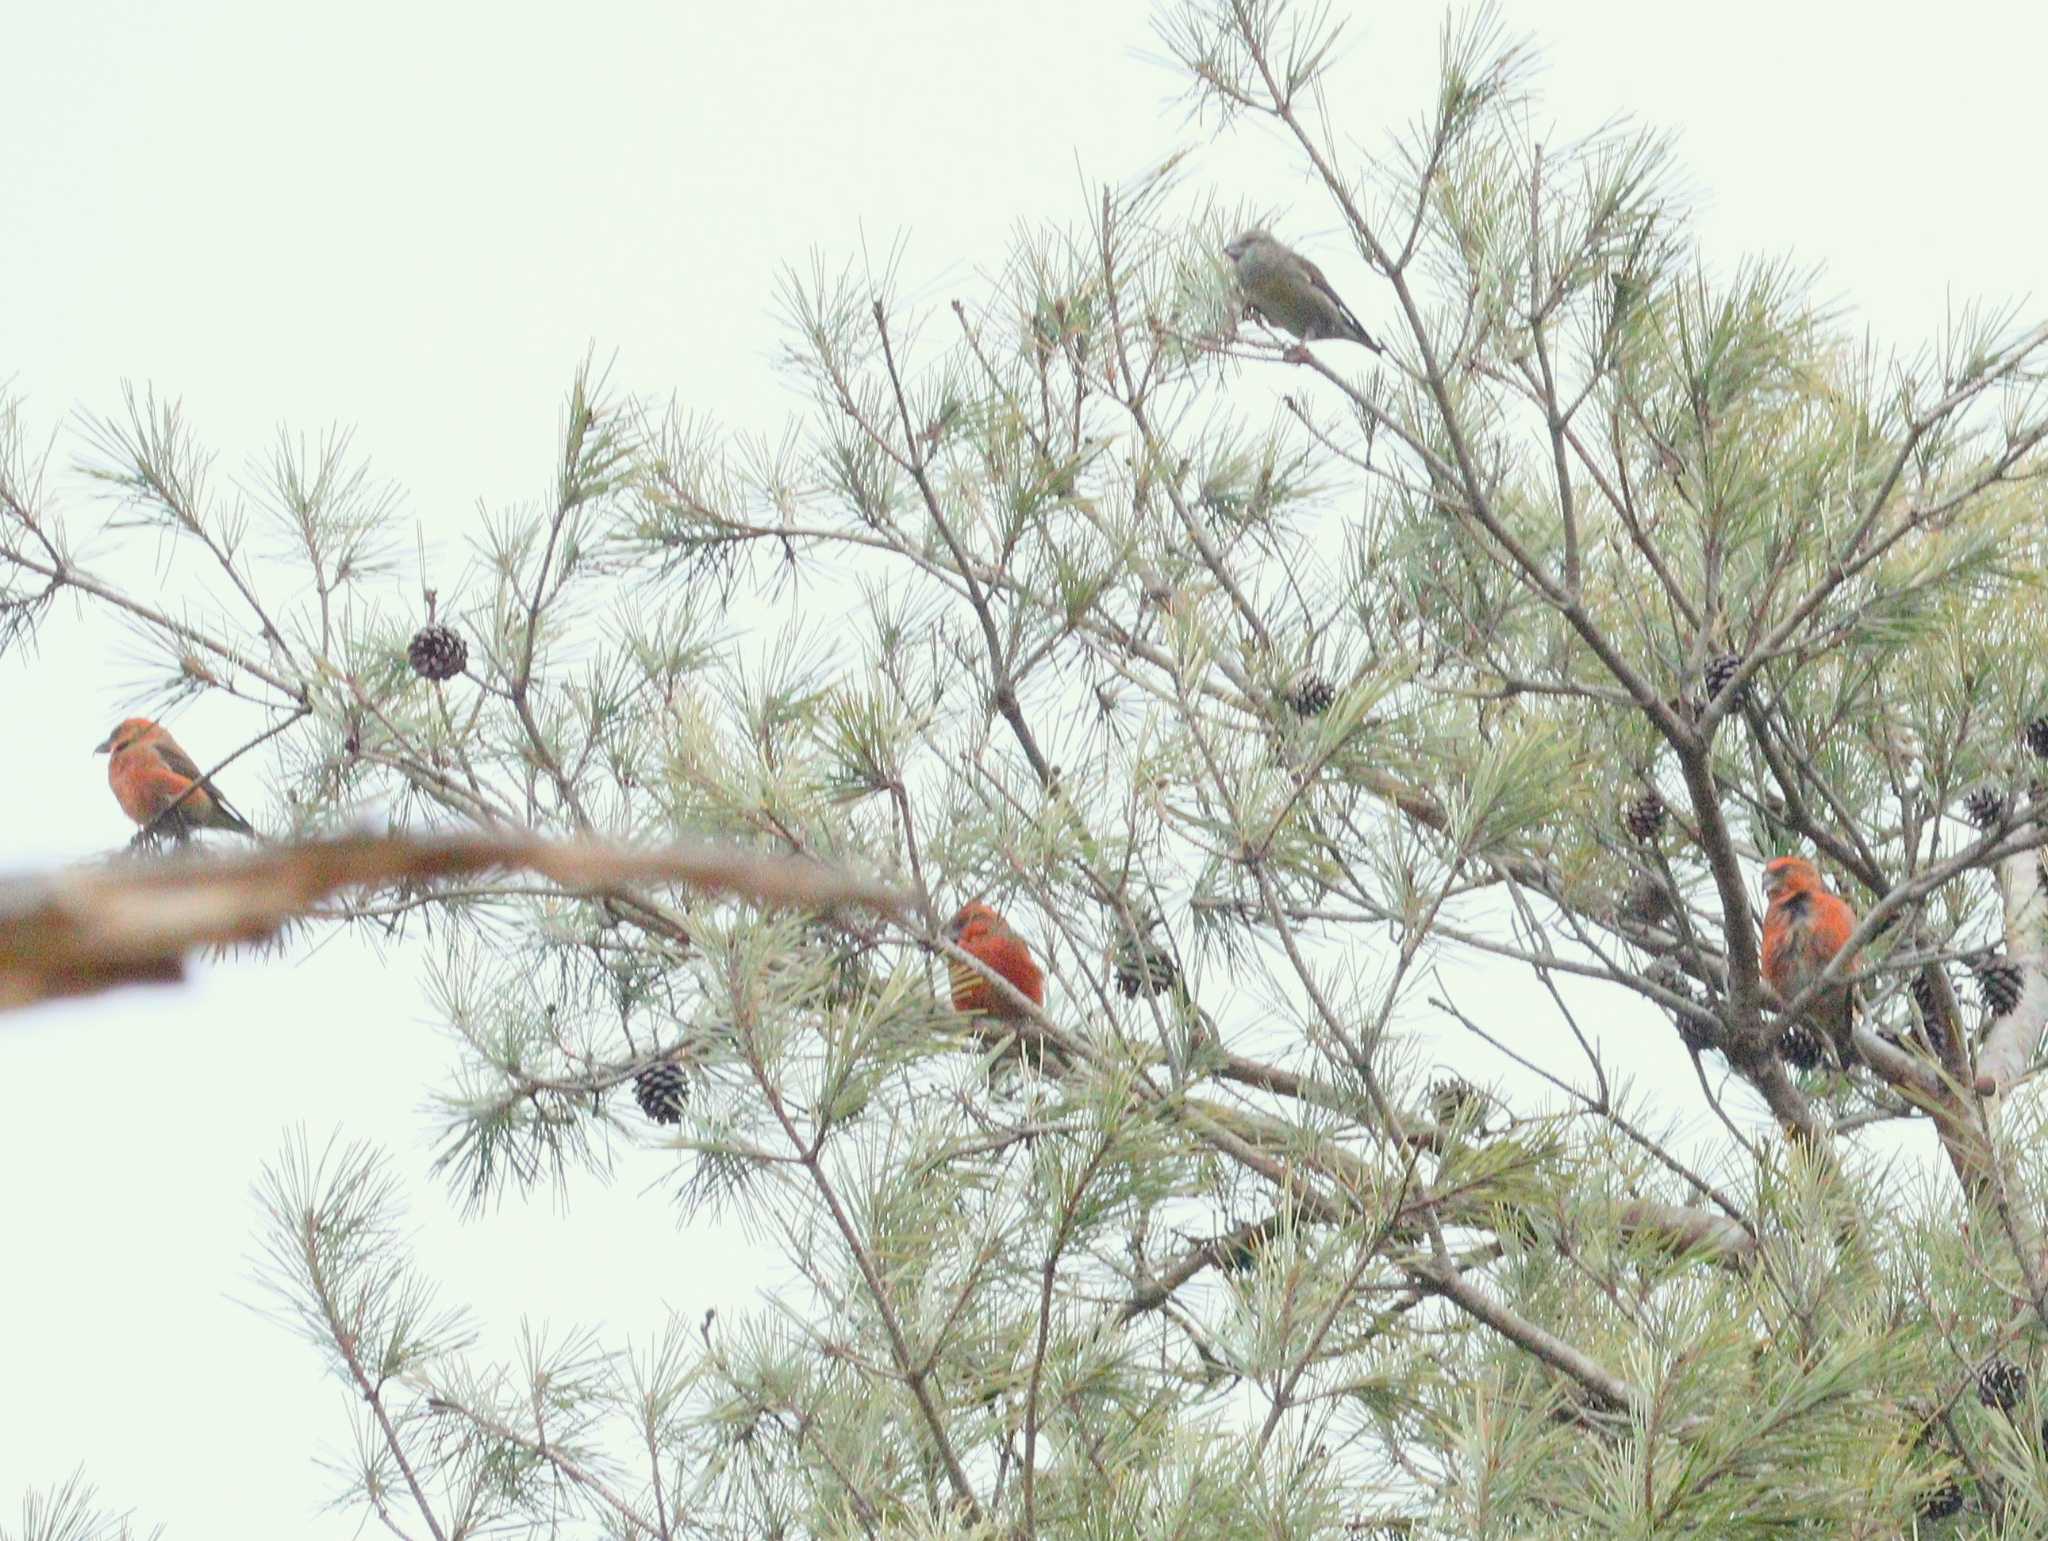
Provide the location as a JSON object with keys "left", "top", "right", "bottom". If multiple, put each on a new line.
{"left": 95, "top": 717, "right": 257, "bottom": 838}
{"left": 1760, "top": 855, "right": 1857, "bottom": 1064}
{"left": 946, "top": 902, "right": 1044, "bottom": 1018}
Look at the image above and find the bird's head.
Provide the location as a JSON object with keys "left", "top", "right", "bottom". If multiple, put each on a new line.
{"left": 1761, "top": 855, "right": 1820, "bottom": 903}
{"left": 95, "top": 717, "right": 161, "bottom": 756}
{"left": 948, "top": 901, "right": 1002, "bottom": 943}
{"left": 1224, "top": 229, "right": 1268, "bottom": 264}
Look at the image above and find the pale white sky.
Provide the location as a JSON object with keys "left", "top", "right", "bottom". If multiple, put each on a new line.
{"left": 3, "top": 2, "right": 2045, "bottom": 1533}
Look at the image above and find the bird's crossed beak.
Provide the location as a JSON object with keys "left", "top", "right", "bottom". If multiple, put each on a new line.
{"left": 93, "top": 732, "right": 116, "bottom": 755}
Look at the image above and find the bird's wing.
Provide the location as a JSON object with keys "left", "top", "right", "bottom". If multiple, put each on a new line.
{"left": 1811, "top": 905, "right": 1855, "bottom": 969}
{"left": 149, "top": 738, "right": 254, "bottom": 830}
{"left": 1295, "top": 252, "right": 1382, "bottom": 353}
{"left": 152, "top": 739, "right": 207, "bottom": 785}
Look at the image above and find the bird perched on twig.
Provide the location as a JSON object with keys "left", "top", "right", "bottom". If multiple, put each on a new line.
{"left": 1224, "top": 230, "right": 1382, "bottom": 353}
{"left": 96, "top": 717, "right": 257, "bottom": 839}
{"left": 946, "top": 902, "right": 1044, "bottom": 1018}
{"left": 1760, "top": 855, "right": 1857, "bottom": 1066}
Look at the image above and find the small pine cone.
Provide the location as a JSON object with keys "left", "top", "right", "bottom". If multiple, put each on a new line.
{"left": 1620, "top": 871, "right": 1674, "bottom": 926}
{"left": 1924, "top": 1013, "right": 1954, "bottom": 1064}
{"left": 633, "top": 1061, "right": 690, "bottom": 1126}
{"left": 1777, "top": 1022, "right": 1828, "bottom": 1074}
{"left": 1216, "top": 1227, "right": 1262, "bottom": 1274}
{"left": 1646, "top": 961, "right": 1714, "bottom": 1052}
{"left": 1975, "top": 958, "right": 2025, "bottom": 1018}
{"left": 1114, "top": 934, "right": 1179, "bottom": 999}
{"left": 1703, "top": 651, "right": 1746, "bottom": 704}
{"left": 1624, "top": 791, "right": 1667, "bottom": 842}
{"left": 1916, "top": 1477, "right": 1965, "bottom": 1521}
{"left": 2027, "top": 717, "right": 2048, "bottom": 760}
{"left": 1430, "top": 1075, "right": 1486, "bottom": 1128}
{"left": 1910, "top": 970, "right": 1955, "bottom": 1060}
{"left": 1645, "top": 959, "right": 1684, "bottom": 996}
{"left": 408, "top": 623, "right": 469, "bottom": 682}
{"left": 1979, "top": 1356, "right": 2029, "bottom": 1414}
{"left": 1909, "top": 968, "right": 1941, "bottom": 1023}
{"left": 1962, "top": 783, "right": 2008, "bottom": 830}
{"left": 1284, "top": 675, "right": 1337, "bottom": 718}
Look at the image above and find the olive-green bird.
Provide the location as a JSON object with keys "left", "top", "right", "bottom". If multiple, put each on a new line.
{"left": 1224, "top": 230, "right": 1382, "bottom": 352}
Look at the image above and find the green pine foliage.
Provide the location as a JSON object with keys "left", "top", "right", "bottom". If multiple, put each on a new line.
{"left": 7, "top": 3, "right": 2048, "bottom": 1536}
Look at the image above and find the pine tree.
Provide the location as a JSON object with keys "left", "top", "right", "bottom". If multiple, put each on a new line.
{"left": 6, "top": 5, "right": 2048, "bottom": 1536}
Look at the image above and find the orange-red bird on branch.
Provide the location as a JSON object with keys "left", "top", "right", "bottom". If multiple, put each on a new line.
{"left": 947, "top": 902, "right": 1044, "bottom": 1017}
{"left": 1760, "top": 855, "right": 1857, "bottom": 1064}
{"left": 95, "top": 717, "right": 257, "bottom": 838}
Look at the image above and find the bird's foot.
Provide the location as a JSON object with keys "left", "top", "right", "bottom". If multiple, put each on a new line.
{"left": 1283, "top": 343, "right": 1315, "bottom": 365}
